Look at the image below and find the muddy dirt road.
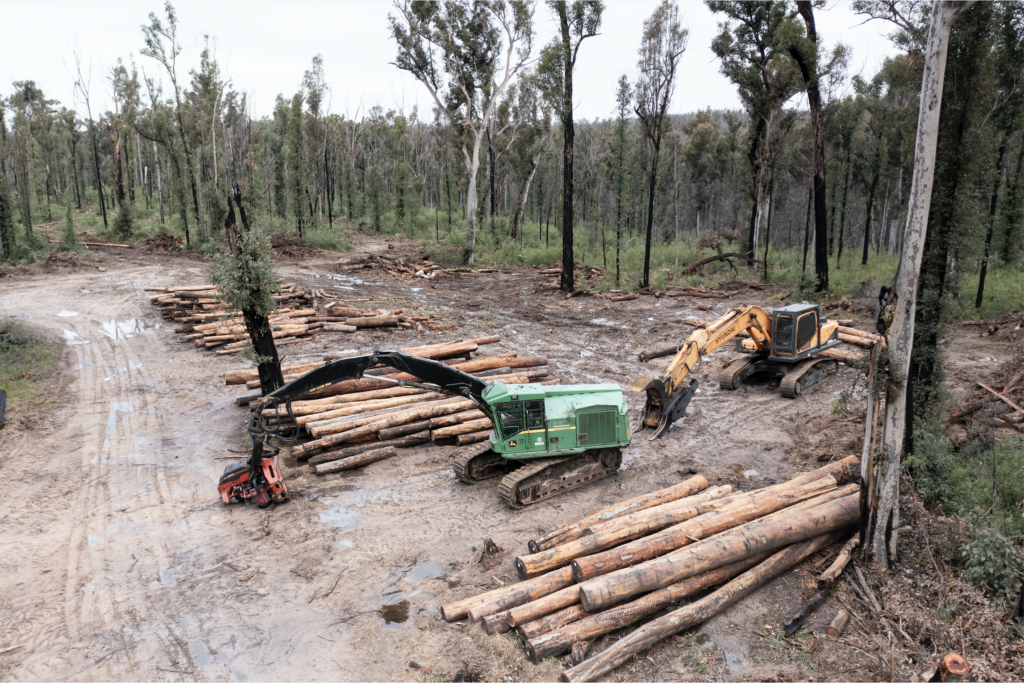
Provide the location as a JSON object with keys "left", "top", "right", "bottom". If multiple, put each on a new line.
{"left": 0, "top": 245, "right": 897, "bottom": 681}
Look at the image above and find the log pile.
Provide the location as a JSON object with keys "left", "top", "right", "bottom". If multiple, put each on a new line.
{"left": 439, "top": 456, "right": 862, "bottom": 681}
{"left": 148, "top": 282, "right": 449, "bottom": 354}
{"left": 225, "top": 335, "right": 557, "bottom": 472}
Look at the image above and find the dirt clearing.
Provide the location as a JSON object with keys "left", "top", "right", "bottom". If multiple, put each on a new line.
{"left": 0, "top": 237, "right": 1016, "bottom": 681}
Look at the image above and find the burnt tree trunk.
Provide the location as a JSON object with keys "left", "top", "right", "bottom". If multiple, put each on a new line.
{"left": 862, "top": 170, "right": 879, "bottom": 266}
{"left": 224, "top": 188, "right": 283, "bottom": 395}
{"left": 975, "top": 134, "right": 1008, "bottom": 308}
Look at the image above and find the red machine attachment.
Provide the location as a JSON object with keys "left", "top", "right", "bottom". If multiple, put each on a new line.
{"left": 218, "top": 451, "right": 288, "bottom": 508}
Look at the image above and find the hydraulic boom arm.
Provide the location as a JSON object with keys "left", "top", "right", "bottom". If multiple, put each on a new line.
{"left": 638, "top": 305, "right": 772, "bottom": 439}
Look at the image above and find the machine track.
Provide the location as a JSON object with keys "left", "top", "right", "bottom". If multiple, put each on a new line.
{"left": 780, "top": 357, "right": 838, "bottom": 398}
{"left": 716, "top": 356, "right": 762, "bottom": 390}
{"left": 497, "top": 449, "right": 623, "bottom": 507}
{"left": 453, "top": 442, "right": 519, "bottom": 483}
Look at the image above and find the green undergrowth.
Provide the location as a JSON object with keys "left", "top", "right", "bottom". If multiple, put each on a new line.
{"left": 0, "top": 318, "right": 56, "bottom": 406}
{"left": 908, "top": 412, "right": 1024, "bottom": 597}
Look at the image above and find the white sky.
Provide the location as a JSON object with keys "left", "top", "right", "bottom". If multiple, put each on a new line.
{"left": 0, "top": 0, "right": 900, "bottom": 123}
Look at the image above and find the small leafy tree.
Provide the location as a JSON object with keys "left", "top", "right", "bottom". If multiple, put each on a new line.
{"left": 113, "top": 199, "right": 134, "bottom": 242}
{"left": 57, "top": 204, "right": 81, "bottom": 252}
{"left": 210, "top": 186, "right": 283, "bottom": 393}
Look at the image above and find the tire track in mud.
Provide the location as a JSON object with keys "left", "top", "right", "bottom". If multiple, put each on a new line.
{"left": 0, "top": 268, "right": 226, "bottom": 680}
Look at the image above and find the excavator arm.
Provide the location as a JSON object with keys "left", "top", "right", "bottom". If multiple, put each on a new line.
{"left": 637, "top": 305, "right": 772, "bottom": 439}
{"left": 219, "top": 347, "right": 494, "bottom": 507}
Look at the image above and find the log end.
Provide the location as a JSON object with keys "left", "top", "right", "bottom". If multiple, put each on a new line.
{"left": 528, "top": 539, "right": 539, "bottom": 554}
{"left": 515, "top": 557, "right": 531, "bottom": 581}
{"left": 570, "top": 561, "right": 585, "bottom": 583}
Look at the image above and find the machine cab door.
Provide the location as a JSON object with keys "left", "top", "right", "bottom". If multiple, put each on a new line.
{"left": 494, "top": 399, "right": 546, "bottom": 454}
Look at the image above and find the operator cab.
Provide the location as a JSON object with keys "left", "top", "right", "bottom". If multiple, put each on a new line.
{"left": 769, "top": 303, "right": 836, "bottom": 360}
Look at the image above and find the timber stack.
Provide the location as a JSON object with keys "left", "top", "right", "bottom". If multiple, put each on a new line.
{"left": 147, "top": 283, "right": 446, "bottom": 354}
{"left": 225, "top": 335, "right": 556, "bottom": 473}
{"left": 438, "top": 455, "right": 862, "bottom": 682}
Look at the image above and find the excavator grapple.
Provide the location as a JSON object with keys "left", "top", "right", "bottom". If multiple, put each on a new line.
{"left": 636, "top": 303, "right": 840, "bottom": 439}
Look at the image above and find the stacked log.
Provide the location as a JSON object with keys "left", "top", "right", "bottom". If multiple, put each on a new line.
{"left": 438, "top": 456, "right": 861, "bottom": 679}
{"left": 148, "top": 282, "right": 450, "bottom": 353}
{"left": 224, "top": 335, "right": 557, "bottom": 473}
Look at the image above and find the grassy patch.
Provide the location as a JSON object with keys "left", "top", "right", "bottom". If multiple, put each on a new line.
{"left": 0, "top": 318, "right": 57, "bottom": 407}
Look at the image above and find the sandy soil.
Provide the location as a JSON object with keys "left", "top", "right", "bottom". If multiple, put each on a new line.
{"left": 0, "top": 237, "right": 1016, "bottom": 682}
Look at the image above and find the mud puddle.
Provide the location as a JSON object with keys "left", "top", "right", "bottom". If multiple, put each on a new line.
{"left": 99, "top": 318, "right": 155, "bottom": 340}
{"left": 377, "top": 561, "right": 446, "bottom": 628}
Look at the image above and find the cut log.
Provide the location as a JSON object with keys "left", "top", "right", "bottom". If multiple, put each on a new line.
{"left": 431, "top": 417, "right": 494, "bottom": 440}
{"left": 307, "top": 397, "right": 473, "bottom": 439}
{"left": 481, "top": 611, "right": 513, "bottom": 635}
{"left": 530, "top": 475, "right": 709, "bottom": 552}
{"left": 837, "top": 326, "right": 884, "bottom": 343}
{"left": 304, "top": 397, "right": 459, "bottom": 434}
{"left": 638, "top": 343, "right": 681, "bottom": 363}
{"left": 570, "top": 476, "right": 837, "bottom": 582}
{"left": 517, "top": 604, "right": 589, "bottom": 640}
{"left": 284, "top": 392, "right": 442, "bottom": 421}
{"left": 313, "top": 446, "right": 397, "bottom": 474}
{"left": 526, "top": 551, "right": 772, "bottom": 663}
{"left": 817, "top": 535, "right": 859, "bottom": 587}
{"left": 345, "top": 315, "right": 395, "bottom": 328}
{"left": 817, "top": 347, "right": 865, "bottom": 363}
{"left": 427, "top": 409, "right": 486, "bottom": 429}
{"left": 306, "top": 432, "right": 429, "bottom": 465}
{"left": 838, "top": 333, "right": 880, "bottom": 349}
{"left": 440, "top": 583, "right": 530, "bottom": 623}
{"left": 378, "top": 420, "right": 432, "bottom": 440}
{"left": 323, "top": 323, "right": 357, "bottom": 333}
{"left": 465, "top": 567, "right": 574, "bottom": 623}
{"left": 560, "top": 532, "right": 844, "bottom": 682}
{"left": 515, "top": 486, "right": 734, "bottom": 579}
{"left": 577, "top": 494, "right": 859, "bottom": 611}
{"left": 827, "top": 609, "right": 849, "bottom": 638}
{"left": 456, "top": 431, "right": 493, "bottom": 446}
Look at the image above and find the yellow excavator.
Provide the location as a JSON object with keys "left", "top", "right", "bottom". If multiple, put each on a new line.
{"left": 634, "top": 303, "right": 841, "bottom": 439}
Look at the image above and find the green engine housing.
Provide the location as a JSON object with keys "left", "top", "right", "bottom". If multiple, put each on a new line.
{"left": 481, "top": 381, "right": 631, "bottom": 460}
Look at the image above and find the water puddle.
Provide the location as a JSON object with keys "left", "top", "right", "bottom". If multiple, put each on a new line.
{"left": 407, "top": 561, "right": 445, "bottom": 581}
{"left": 728, "top": 464, "right": 759, "bottom": 479}
{"left": 316, "top": 491, "right": 365, "bottom": 533}
{"left": 161, "top": 569, "right": 176, "bottom": 586}
{"left": 73, "top": 362, "right": 91, "bottom": 370}
{"left": 379, "top": 596, "right": 410, "bottom": 627}
{"left": 88, "top": 533, "right": 103, "bottom": 546}
{"left": 377, "top": 561, "right": 447, "bottom": 628}
{"left": 63, "top": 329, "right": 90, "bottom": 346}
{"left": 99, "top": 318, "right": 154, "bottom": 340}
{"left": 57, "top": 310, "right": 80, "bottom": 317}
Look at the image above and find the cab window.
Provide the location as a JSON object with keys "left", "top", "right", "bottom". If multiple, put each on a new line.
{"left": 495, "top": 401, "right": 524, "bottom": 439}
{"left": 525, "top": 400, "right": 544, "bottom": 430}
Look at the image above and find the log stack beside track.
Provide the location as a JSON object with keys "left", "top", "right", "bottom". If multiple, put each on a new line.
{"left": 438, "top": 455, "right": 862, "bottom": 681}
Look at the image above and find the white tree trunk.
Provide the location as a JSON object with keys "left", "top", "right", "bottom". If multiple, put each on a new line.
{"left": 462, "top": 127, "right": 487, "bottom": 265}
{"left": 873, "top": 0, "right": 977, "bottom": 569}
{"left": 153, "top": 140, "right": 164, "bottom": 224}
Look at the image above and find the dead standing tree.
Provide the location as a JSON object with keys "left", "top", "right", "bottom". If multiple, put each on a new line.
{"left": 213, "top": 185, "right": 285, "bottom": 395}
{"left": 634, "top": 0, "right": 688, "bottom": 289}
{"left": 871, "top": 0, "right": 978, "bottom": 569}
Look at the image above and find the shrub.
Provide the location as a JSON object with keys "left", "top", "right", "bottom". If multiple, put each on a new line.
{"left": 961, "top": 525, "right": 1021, "bottom": 597}
{"left": 56, "top": 205, "right": 81, "bottom": 252}
{"left": 112, "top": 201, "right": 134, "bottom": 241}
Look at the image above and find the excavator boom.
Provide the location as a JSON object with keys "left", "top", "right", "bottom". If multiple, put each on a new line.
{"left": 636, "top": 303, "right": 839, "bottom": 439}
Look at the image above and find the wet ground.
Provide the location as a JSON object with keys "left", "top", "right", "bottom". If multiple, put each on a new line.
{"left": 0, "top": 235, "right": 1017, "bottom": 681}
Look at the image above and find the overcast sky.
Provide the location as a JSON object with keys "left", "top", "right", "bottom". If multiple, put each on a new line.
{"left": 0, "top": 1, "right": 901, "bottom": 123}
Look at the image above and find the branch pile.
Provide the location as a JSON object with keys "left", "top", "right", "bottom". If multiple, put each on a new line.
{"left": 225, "top": 335, "right": 556, "bottom": 472}
{"left": 340, "top": 253, "right": 497, "bottom": 281}
{"left": 439, "top": 456, "right": 861, "bottom": 681}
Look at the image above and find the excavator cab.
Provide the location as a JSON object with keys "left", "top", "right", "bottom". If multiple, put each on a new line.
{"left": 766, "top": 304, "right": 836, "bottom": 359}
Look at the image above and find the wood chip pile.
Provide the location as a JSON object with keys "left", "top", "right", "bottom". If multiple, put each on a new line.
{"left": 225, "top": 335, "right": 556, "bottom": 473}
{"left": 147, "top": 283, "right": 447, "bottom": 354}
{"left": 340, "top": 253, "right": 500, "bottom": 281}
{"left": 439, "top": 456, "right": 862, "bottom": 682}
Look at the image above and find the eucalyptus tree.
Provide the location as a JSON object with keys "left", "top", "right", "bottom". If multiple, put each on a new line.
{"left": 634, "top": 0, "right": 687, "bottom": 288}
{"left": 287, "top": 93, "right": 305, "bottom": 235}
{"left": 506, "top": 72, "right": 549, "bottom": 240}
{"left": 538, "top": 0, "right": 603, "bottom": 291}
{"left": 141, "top": 1, "right": 200, "bottom": 221}
{"left": 708, "top": 0, "right": 799, "bottom": 260}
{"left": 610, "top": 75, "right": 631, "bottom": 286}
{"left": 390, "top": 0, "right": 535, "bottom": 264}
